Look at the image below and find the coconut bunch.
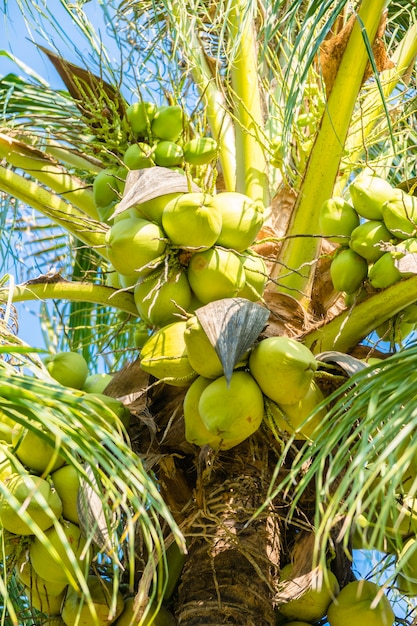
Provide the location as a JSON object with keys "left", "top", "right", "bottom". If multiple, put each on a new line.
{"left": 104, "top": 188, "right": 268, "bottom": 328}
{"left": 0, "top": 351, "right": 161, "bottom": 625}
{"left": 93, "top": 100, "right": 218, "bottom": 223}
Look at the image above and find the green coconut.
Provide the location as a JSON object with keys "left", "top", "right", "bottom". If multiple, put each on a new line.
{"left": 44, "top": 351, "right": 89, "bottom": 389}
{"left": 123, "top": 142, "right": 154, "bottom": 169}
{"left": 278, "top": 564, "right": 339, "bottom": 622}
{"left": 93, "top": 169, "right": 121, "bottom": 209}
{"left": 349, "top": 174, "right": 397, "bottom": 220}
{"left": 114, "top": 597, "right": 175, "bottom": 626}
{"left": 349, "top": 220, "right": 395, "bottom": 262}
{"left": 327, "top": 580, "right": 394, "bottom": 626}
{"left": 105, "top": 217, "right": 167, "bottom": 277}
{"left": 183, "top": 136, "right": 217, "bottom": 165}
{"left": 183, "top": 315, "right": 225, "bottom": 379}
{"left": 210, "top": 191, "right": 264, "bottom": 251}
{"left": 271, "top": 379, "right": 327, "bottom": 440}
{"left": 24, "top": 583, "right": 67, "bottom": 615}
{"left": 330, "top": 248, "right": 368, "bottom": 294}
{"left": 0, "top": 473, "right": 62, "bottom": 535}
{"left": 134, "top": 266, "right": 192, "bottom": 327}
{"left": 249, "top": 336, "right": 317, "bottom": 405}
{"left": 30, "top": 519, "right": 91, "bottom": 587}
{"left": 187, "top": 247, "right": 245, "bottom": 304}
{"left": 154, "top": 140, "right": 184, "bottom": 167}
{"left": 61, "top": 575, "right": 124, "bottom": 626}
{"left": 368, "top": 252, "right": 402, "bottom": 289}
{"left": 319, "top": 196, "right": 360, "bottom": 244}
{"left": 198, "top": 371, "right": 264, "bottom": 441}
{"left": 237, "top": 251, "right": 268, "bottom": 301}
{"left": 82, "top": 393, "right": 131, "bottom": 431}
{"left": 125, "top": 101, "right": 157, "bottom": 136}
{"left": 382, "top": 190, "right": 417, "bottom": 239}
{"left": 140, "top": 321, "right": 197, "bottom": 386}
{"left": 151, "top": 105, "right": 184, "bottom": 141}
{"left": 12, "top": 422, "right": 66, "bottom": 474}
{"left": 51, "top": 465, "right": 80, "bottom": 525}
{"left": 82, "top": 373, "right": 114, "bottom": 394}
{"left": 132, "top": 192, "right": 184, "bottom": 224}
{"left": 162, "top": 192, "right": 222, "bottom": 250}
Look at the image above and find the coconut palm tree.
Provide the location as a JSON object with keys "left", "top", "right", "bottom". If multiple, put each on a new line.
{"left": 1, "top": 0, "right": 417, "bottom": 624}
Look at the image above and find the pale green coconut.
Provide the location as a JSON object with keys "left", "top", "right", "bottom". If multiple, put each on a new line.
{"left": 125, "top": 101, "right": 157, "bottom": 135}
{"left": 183, "top": 315, "right": 225, "bottom": 379}
{"left": 249, "top": 336, "right": 317, "bottom": 405}
{"left": 51, "top": 465, "right": 80, "bottom": 525}
{"left": 349, "top": 220, "right": 395, "bottom": 262}
{"left": 211, "top": 192, "right": 264, "bottom": 251}
{"left": 187, "top": 247, "right": 245, "bottom": 304}
{"left": 44, "top": 351, "right": 89, "bottom": 389}
{"left": 82, "top": 373, "right": 114, "bottom": 394}
{"left": 349, "top": 174, "right": 398, "bottom": 220}
{"left": 330, "top": 248, "right": 368, "bottom": 294}
{"left": 162, "top": 192, "right": 222, "bottom": 250}
{"left": 319, "top": 196, "right": 360, "bottom": 243}
{"left": 381, "top": 189, "right": 417, "bottom": 239}
{"left": 237, "top": 251, "right": 268, "bottom": 301}
{"left": 327, "top": 580, "right": 394, "bottom": 626}
{"left": 12, "top": 422, "right": 66, "bottom": 474}
{"left": 151, "top": 105, "right": 184, "bottom": 141}
{"left": 134, "top": 267, "right": 192, "bottom": 327}
{"left": 278, "top": 564, "right": 339, "bottom": 622}
{"left": 61, "top": 575, "right": 124, "bottom": 626}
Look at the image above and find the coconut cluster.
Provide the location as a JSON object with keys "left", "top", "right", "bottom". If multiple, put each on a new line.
{"left": 105, "top": 189, "right": 268, "bottom": 328}
{"left": 0, "top": 351, "right": 166, "bottom": 625}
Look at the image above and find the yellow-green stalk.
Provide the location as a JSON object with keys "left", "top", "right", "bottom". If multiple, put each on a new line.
{"left": 0, "top": 134, "right": 99, "bottom": 219}
{"left": 0, "top": 165, "right": 108, "bottom": 254}
{"left": 227, "top": 0, "right": 269, "bottom": 206}
{"left": 275, "top": 0, "right": 387, "bottom": 304}
{"left": 0, "top": 281, "right": 138, "bottom": 317}
{"left": 304, "top": 276, "right": 417, "bottom": 354}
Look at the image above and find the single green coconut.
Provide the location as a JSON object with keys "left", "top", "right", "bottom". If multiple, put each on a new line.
{"left": 140, "top": 321, "right": 197, "bottom": 386}
{"left": 199, "top": 371, "right": 264, "bottom": 441}
{"left": 183, "top": 136, "right": 217, "bottom": 165}
{"left": 349, "top": 174, "right": 398, "bottom": 220}
{"left": 278, "top": 564, "right": 339, "bottom": 622}
{"left": 105, "top": 217, "right": 167, "bottom": 277}
{"left": 24, "top": 583, "right": 67, "bottom": 615}
{"left": 51, "top": 465, "right": 80, "bottom": 525}
{"left": 0, "top": 473, "right": 62, "bottom": 535}
{"left": 187, "top": 247, "right": 245, "bottom": 304}
{"left": 162, "top": 192, "right": 222, "bottom": 250}
{"left": 382, "top": 190, "right": 417, "bottom": 239}
{"left": 15, "top": 549, "right": 68, "bottom": 594}
{"left": 249, "top": 336, "right": 317, "bottom": 405}
{"left": 237, "top": 251, "right": 268, "bottom": 301}
{"left": 134, "top": 266, "right": 192, "bottom": 327}
{"left": 123, "top": 142, "right": 154, "bottom": 169}
{"left": 114, "top": 597, "right": 175, "bottom": 626}
{"left": 330, "top": 248, "right": 368, "bottom": 294}
{"left": 61, "top": 574, "right": 124, "bottom": 626}
{"left": 319, "top": 196, "right": 360, "bottom": 244}
{"left": 271, "top": 379, "right": 327, "bottom": 440}
{"left": 30, "top": 519, "right": 91, "bottom": 587}
{"left": 82, "top": 392, "right": 131, "bottom": 431}
{"left": 132, "top": 192, "right": 184, "bottom": 224}
{"left": 12, "top": 422, "right": 66, "bottom": 474}
{"left": 154, "top": 140, "right": 184, "bottom": 167}
{"left": 82, "top": 373, "right": 114, "bottom": 394}
{"left": 183, "top": 315, "right": 225, "bottom": 379}
{"left": 125, "top": 101, "right": 157, "bottom": 136}
{"left": 44, "top": 351, "right": 89, "bottom": 389}
{"left": 210, "top": 192, "right": 264, "bottom": 252}
{"left": 349, "top": 220, "right": 395, "bottom": 262}
{"left": 93, "top": 169, "right": 121, "bottom": 209}
{"left": 327, "top": 580, "right": 394, "bottom": 626}
{"left": 151, "top": 105, "right": 184, "bottom": 141}
{"left": 368, "top": 252, "right": 402, "bottom": 289}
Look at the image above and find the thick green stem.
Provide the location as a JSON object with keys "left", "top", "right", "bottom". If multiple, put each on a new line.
{"left": 0, "top": 281, "right": 138, "bottom": 316}
{"left": 0, "top": 165, "right": 108, "bottom": 256}
{"left": 304, "top": 276, "right": 417, "bottom": 354}
{"left": 0, "top": 134, "right": 99, "bottom": 219}
{"left": 227, "top": 1, "right": 269, "bottom": 206}
{"left": 275, "top": 0, "right": 386, "bottom": 303}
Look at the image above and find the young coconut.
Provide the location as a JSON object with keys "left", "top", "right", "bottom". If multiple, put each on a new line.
{"left": 134, "top": 266, "right": 192, "bottom": 328}
{"left": 277, "top": 564, "right": 339, "bottom": 623}
{"left": 249, "top": 336, "right": 317, "bottom": 406}
{"left": 210, "top": 191, "right": 265, "bottom": 252}
{"left": 123, "top": 142, "right": 154, "bottom": 169}
{"left": 183, "top": 376, "right": 245, "bottom": 450}
{"left": 327, "top": 580, "right": 394, "bottom": 626}
{"left": 151, "top": 105, "right": 184, "bottom": 141}
{"left": 368, "top": 252, "right": 402, "bottom": 289}
{"left": 319, "top": 196, "right": 360, "bottom": 244}
{"left": 115, "top": 597, "right": 175, "bottom": 626}
{"left": 0, "top": 473, "right": 63, "bottom": 535}
{"left": 187, "top": 247, "right": 245, "bottom": 304}
{"left": 93, "top": 169, "right": 121, "bottom": 209}
{"left": 237, "top": 251, "right": 268, "bottom": 302}
{"left": 349, "top": 220, "right": 395, "bottom": 262}
{"left": 12, "top": 422, "right": 66, "bottom": 474}
{"left": 183, "top": 315, "right": 225, "bottom": 379}
{"left": 198, "top": 371, "right": 264, "bottom": 441}
{"left": 330, "top": 248, "right": 368, "bottom": 294}
{"left": 24, "top": 583, "right": 67, "bottom": 616}
{"left": 44, "top": 351, "right": 89, "bottom": 389}
{"left": 82, "top": 373, "right": 114, "bottom": 394}
{"left": 105, "top": 217, "right": 167, "bottom": 277}
{"left": 183, "top": 136, "right": 217, "bottom": 165}
{"left": 154, "top": 140, "right": 184, "bottom": 167}
{"left": 162, "top": 192, "right": 222, "bottom": 250}
{"left": 132, "top": 192, "right": 184, "bottom": 225}
{"left": 269, "top": 379, "right": 327, "bottom": 440}
{"left": 140, "top": 321, "right": 197, "bottom": 386}
{"left": 51, "top": 465, "right": 81, "bottom": 525}
{"left": 61, "top": 574, "right": 124, "bottom": 626}
{"left": 125, "top": 101, "right": 157, "bottom": 135}
{"left": 381, "top": 190, "right": 417, "bottom": 239}
{"left": 349, "top": 174, "right": 398, "bottom": 220}
{"left": 29, "top": 519, "right": 91, "bottom": 587}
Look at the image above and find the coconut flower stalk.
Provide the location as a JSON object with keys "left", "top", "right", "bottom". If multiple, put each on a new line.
{"left": 275, "top": 0, "right": 387, "bottom": 305}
